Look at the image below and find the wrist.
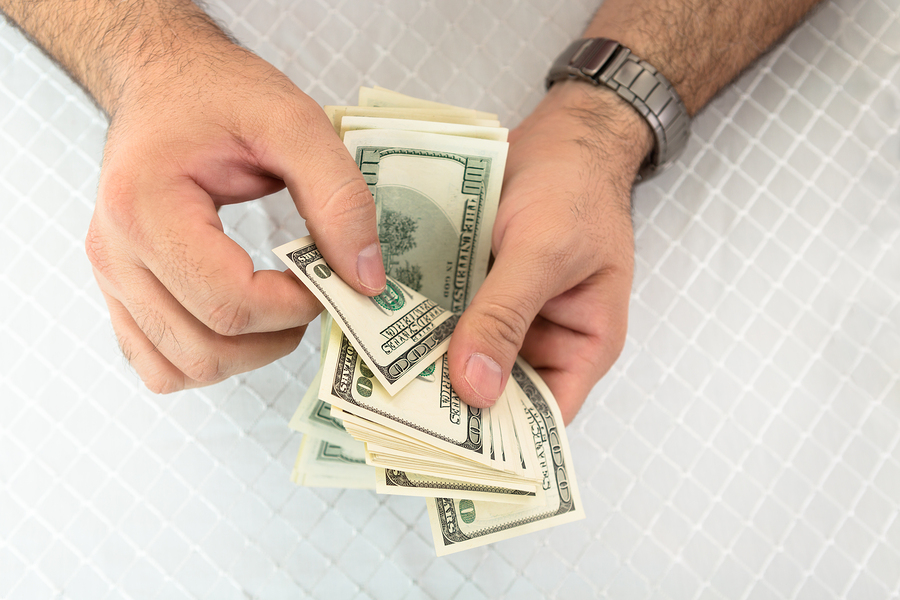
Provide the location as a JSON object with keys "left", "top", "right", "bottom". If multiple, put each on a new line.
{"left": 537, "top": 79, "right": 655, "bottom": 183}
{"left": 545, "top": 38, "right": 690, "bottom": 177}
{"left": 103, "top": 8, "right": 242, "bottom": 119}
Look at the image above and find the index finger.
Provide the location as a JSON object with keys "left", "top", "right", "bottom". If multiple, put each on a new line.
{"left": 258, "top": 97, "right": 386, "bottom": 297}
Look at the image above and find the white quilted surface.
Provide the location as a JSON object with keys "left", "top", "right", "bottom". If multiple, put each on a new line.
{"left": 2, "top": 0, "right": 899, "bottom": 598}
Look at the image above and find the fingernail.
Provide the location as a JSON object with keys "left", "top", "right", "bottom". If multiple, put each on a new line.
{"left": 357, "top": 243, "right": 386, "bottom": 293}
{"left": 465, "top": 353, "right": 502, "bottom": 403}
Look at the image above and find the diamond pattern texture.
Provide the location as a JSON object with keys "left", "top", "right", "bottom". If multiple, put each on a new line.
{"left": 1, "top": 0, "right": 899, "bottom": 598}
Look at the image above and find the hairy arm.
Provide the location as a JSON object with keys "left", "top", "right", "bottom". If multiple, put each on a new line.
{"left": 448, "top": 0, "right": 821, "bottom": 423}
{"left": 586, "top": 0, "right": 823, "bottom": 115}
{"left": 0, "top": 0, "right": 236, "bottom": 117}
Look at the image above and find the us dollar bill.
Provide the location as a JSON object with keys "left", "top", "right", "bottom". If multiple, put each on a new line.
{"left": 292, "top": 435, "right": 376, "bottom": 490}
{"left": 288, "top": 367, "right": 353, "bottom": 447}
{"left": 425, "top": 359, "right": 584, "bottom": 556}
{"left": 319, "top": 320, "right": 494, "bottom": 468}
{"left": 343, "top": 128, "right": 506, "bottom": 313}
{"left": 340, "top": 116, "right": 508, "bottom": 142}
{"left": 356, "top": 86, "right": 498, "bottom": 121}
{"left": 275, "top": 236, "right": 458, "bottom": 395}
{"left": 324, "top": 105, "right": 500, "bottom": 132}
{"left": 376, "top": 468, "right": 536, "bottom": 504}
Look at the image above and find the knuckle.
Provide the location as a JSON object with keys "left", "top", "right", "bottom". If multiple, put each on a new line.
{"left": 274, "top": 93, "right": 325, "bottom": 151}
{"left": 181, "top": 354, "right": 226, "bottom": 385}
{"left": 113, "top": 329, "right": 136, "bottom": 366}
{"left": 143, "top": 373, "right": 184, "bottom": 395}
{"left": 282, "top": 92, "right": 319, "bottom": 127}
{"left": 87, "top": 175, "right": 143, "bottom": 277}
{"left": 132, "top": 305, "right": 168, "bottom": 351}
{"left": 84, "top": 221, "right": 113, "bottom": 273}
{"left": 535, "top": 229, "right": 579, "bottom": 268}
{"left": 473, "top": 300, "right": 533, "bottom": 353}
{"left": 323, "top": 179, "right": 376, "bottom": 225}
{"left": 116, "top": 335, "right": 186, "bottom": 395}
{"left": 602, "top": 314, "right": 629, "bottom": 365}
{"left": 127, "top": 298, "right": 232, "bottom": 385}
{"left": 204, "top": 295, "right": 252, "bottom": 336}
{"left": 97, "top": 172, "right": 139, "bottom": 234}
{"left": 581, "top": 305, "right": 629, "bottom": 377}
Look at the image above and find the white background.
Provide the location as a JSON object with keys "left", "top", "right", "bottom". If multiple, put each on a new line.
{"left": 1, "top": 0, "right": 899, "bottom": 598}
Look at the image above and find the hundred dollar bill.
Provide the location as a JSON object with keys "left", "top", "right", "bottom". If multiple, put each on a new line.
{"left": 376, "top": 468, "right": 536, "bottom": 504}
{"left": 357, "top": 86, "right": 498, "bottom": 121}
{"left": 340, "top": 116, "right": 508, "bottom": 142}
{"left": 426, "top": 359, "right": 584, "bottom": 556}
{"left": 274, "top": 236, "right": 458, "bottom": 395}
{"left": 292, "top": 435, "right": 376, "bottom": 490}
{"left": 353, "top": 415, "right": 539, "bottom": 489}
{"left": 288, "top": 368, "right": 352, "bottom": 447}
{"left": 343, "top": 128, "right": 507, "bottom": 313}
{"left": 324, "top": 106, "right": 500, "bottom": 133}
{"left": 319, "top": 320, "right": 494, "bottom": 468}
{"left": 353, "top": 384, "right": 528, "bottom": 479}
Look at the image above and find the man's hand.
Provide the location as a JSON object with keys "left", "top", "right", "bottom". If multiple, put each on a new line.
{"left": 86, "top": 45, "right": 386, "bottom": 392}
{"left": 447, "top": 0, "right": 821, "bottom": 424}
{"left": 0, "top": 0, "right": 385, "bottom": 392}
{"left": 448, "top": 81, "right": 653, "bottom": 424}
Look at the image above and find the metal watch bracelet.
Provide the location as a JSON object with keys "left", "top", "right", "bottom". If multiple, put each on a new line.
{"left": 546, "top": 38, "right": 690, "bottom": 177}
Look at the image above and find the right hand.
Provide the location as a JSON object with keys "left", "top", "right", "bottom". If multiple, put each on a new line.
{"left": 447, "top": 81, "right": 653, "bottom": 424}
{"left": 86, "top": 43, "right": 385, "bottom": 393}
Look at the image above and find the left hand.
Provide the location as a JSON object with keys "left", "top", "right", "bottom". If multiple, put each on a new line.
{"left": 447, "top": 80, "right": 653, "bottom": 424}
{"left": 86, "top": 43, "right": 384, "bottom": 394}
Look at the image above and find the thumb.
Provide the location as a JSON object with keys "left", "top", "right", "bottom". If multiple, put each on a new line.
{"left": 447, "top": 245, "right": 552, "bottom": 408}
{"left": 271, "top": 98, "right": 386, "bottom": 296}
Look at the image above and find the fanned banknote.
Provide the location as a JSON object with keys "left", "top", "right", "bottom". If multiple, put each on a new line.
{"left": 426, "top": 359, "right": 585, "bottom": 555}
{"left": 292, "top": 435, "right": 375, "bottom": 490}
{"left": 357, "top": 86, "right": 498, "bottom": 120}
{"left": 288, "top": 367, "right": 350, "bottom": 447}
{"left": 274, "top": 236, "right": 458, "bottom": 395}
{"left": 318, "top": 320, "right": 497, "bottom": 470}
{"left": 376, "top": 468, "right": 535, "bottom": 504}
{"left": 340, "top": 116, "right": 508, "bottom": 142}
{"left": 342, "top": 127, "right": 506, "bottom": 313}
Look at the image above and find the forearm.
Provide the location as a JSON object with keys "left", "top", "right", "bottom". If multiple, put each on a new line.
{"left": 585, "top": 0, "right": 822, "bottom": 115}
{"left": 0, "top": 0, "right": 237, "bottom": 117}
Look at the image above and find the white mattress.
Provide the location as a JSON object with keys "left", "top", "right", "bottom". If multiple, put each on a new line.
{"left": 1, "top": 1, "right": 899, "bottom": 598}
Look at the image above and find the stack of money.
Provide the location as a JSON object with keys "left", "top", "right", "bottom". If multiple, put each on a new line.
{"left": 274, "top": 88, "right": 584, "bottom": 555}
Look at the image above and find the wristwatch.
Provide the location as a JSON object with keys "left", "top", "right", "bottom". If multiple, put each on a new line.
{"left": 546, "top": 38, "right": 690, "bottom": 178}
